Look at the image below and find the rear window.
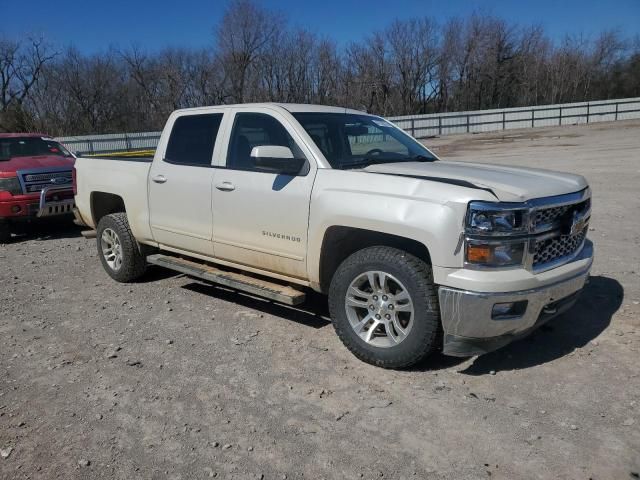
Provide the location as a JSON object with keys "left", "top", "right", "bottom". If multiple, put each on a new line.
{"left": 0, "top": 137, "right": 73, "bottom": 160}
{"left": 165, "top": 114, "right": 223, "bottom": 166}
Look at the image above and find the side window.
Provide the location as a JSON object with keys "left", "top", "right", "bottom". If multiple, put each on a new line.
{"left": 227, "top": 113, "right": 303, "bottom": 171}
{"left": 303, "top": 123, "right": 335, "bottom": 159}
{"left": 165, "top": 113, "right": 223, "bottom": 166}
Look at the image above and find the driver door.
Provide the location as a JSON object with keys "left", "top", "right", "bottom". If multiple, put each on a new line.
{"left": 211, "top": 107, "right": 316, "bottom": 279}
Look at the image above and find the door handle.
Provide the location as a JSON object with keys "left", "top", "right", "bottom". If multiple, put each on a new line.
{"left": 152, "top": 175, "right": 167, "bottom": 184}
{"left": 215, "top": 181, "right": 235, "bottom": 192}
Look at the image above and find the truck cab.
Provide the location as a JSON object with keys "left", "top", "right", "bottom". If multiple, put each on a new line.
{"left": 0, "top": 133, "right": 76, "bottom": 242}
{"left": 73, "top": 103, "right": 593, "bottom": 368}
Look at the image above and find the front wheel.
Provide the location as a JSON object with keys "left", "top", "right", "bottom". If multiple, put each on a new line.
{"left": 96, "top": 213, "right": 147, "bottom": 282}
{"left": 328, "top": 246, "right": 440, "bottom": 369}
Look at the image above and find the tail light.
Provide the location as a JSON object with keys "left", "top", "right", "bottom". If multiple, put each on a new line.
{"left": 72, "top": 165, "right": 78, "bottom": 195}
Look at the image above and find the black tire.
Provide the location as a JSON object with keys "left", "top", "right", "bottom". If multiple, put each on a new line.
{"left": 328, "top": 246, "right": 440, "bottom": 369}
{"left": 96, "top": 213, "right": 147, "bottom": 282}
{"left": 0, "top": 222, "right": 10, "bottom": 244}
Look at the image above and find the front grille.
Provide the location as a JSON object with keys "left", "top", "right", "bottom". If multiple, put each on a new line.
{"left": 17, "top": 169, "right": 73, "bottom": 194}
{"left": 533, "top": 198, "right": 590, "bottom": 230}
{"left": 533, "top": 227, "right": 587, "bottom": 267}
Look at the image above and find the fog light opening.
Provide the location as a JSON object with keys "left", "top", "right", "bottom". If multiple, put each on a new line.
{"left": 491, "top": 300, "right": 528, "bottom": 320}
{"left": 11, "top": 205, "right": 21, "bottom": 214}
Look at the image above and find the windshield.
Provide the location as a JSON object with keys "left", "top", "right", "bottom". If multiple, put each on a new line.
{"left": 0, "top": 137, "right": 73, "bottom": 161}
{"left": 292, "top": 113, "right": 436, "bottom": 169}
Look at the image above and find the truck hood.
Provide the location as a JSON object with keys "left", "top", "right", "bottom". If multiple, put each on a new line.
{"left": 0, "top": 155, "right": 75, "bottom": 175}
{"left": 363, "top": 161, "right": 588, "bottom": 202}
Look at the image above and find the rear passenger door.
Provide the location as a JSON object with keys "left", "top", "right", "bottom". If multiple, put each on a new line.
{"left": 148, "top": 111, "right": 225, "bottom": 255}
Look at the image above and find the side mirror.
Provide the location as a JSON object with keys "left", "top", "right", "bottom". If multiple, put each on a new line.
{"left": 250, "top": 145, "right": 306, "bottom": 175}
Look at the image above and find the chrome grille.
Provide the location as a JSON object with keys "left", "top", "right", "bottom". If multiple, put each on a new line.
{"left": 17, "top": 169, "right": 73, "bottom": 194}
{"left": 533, "top": 228, "right": 587, "bottom": 267}
{"left": 533, "top": 198, "right": 590, "bottom": 231}
{"left": 534, "top": 204, "right": 571, "bottom": 226}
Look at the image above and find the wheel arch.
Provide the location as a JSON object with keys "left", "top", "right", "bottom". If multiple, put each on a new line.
{"left": 318, "top": 226, "right": 432, "bottom": 293}
{"left": 90, "top": 192, "right": 127, "bottom": 227}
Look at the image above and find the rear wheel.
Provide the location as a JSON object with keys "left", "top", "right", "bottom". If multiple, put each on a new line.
{"left": 96, "top": 213, "right": 147, "bottom": 282}
{"left": 329, "top": 246, "right": 440, "bottom": 369}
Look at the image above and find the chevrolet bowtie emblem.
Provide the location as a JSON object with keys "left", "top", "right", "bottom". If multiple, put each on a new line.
{"left": 568, "top": 210, "right": 588, "bottom": 236}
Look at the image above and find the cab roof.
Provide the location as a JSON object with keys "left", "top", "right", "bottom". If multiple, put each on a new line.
{"left": 275, "top": 103, "right": 367, "bottom": 114}
{"left": 173, "top": 103, "right": 369, "bottom": 116}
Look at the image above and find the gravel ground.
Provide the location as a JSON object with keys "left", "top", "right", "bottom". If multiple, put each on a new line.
{"left": 1, "top": 120, "right": 639, "bottom": 480}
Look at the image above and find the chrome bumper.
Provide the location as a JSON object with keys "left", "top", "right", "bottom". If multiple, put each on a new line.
{"left": 438, "top": 241, "right": 593, "bottom": 356}
{"left": 37, "top": 185, "right": 75, "bottom": 218}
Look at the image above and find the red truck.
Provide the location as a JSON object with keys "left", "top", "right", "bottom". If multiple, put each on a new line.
{"left": 0, "top": 133, "right": 76, "bottom": 242}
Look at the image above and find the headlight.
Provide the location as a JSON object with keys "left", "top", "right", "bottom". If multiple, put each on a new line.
{"left": 465, "top": 238, "right": 526, "bottom": 267}
{"left": 0, "top": 176, "right": 22, "bottom": 195}
{"left": 465, "top": 201, "right": 529, "bottom": 268}
{"left": 466, "top": 201, "right": 528, "bottom": 235}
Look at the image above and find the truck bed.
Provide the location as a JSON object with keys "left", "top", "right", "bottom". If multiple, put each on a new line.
{"left": 74, "top": 155, "right": 153, "bottom": 241}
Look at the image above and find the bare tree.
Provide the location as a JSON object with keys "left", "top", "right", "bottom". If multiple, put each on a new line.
{"left": 185, "top": 49, "right": 226, "bottom": 106}
{"left": 345, "top": 32, "right": 394, "bottom": 114}
{"left": 312, "top": 39, "right": 342, "bottom": 106}
{"left": 121, "top": 45, "right": 163, "bottom": 118}
{"left": 3, "top": 8, "right": 640, "bottom": 135}
{"left": 216, "top": 0, "right": 284, "bottom": 103}
{"left": 386, "top": 18, "right": 439, "bottom": 114}
{"left": 0, "top": 36, "right": 57, "bottom": 131}
{"left": 56, "top": 48, "right": 128, "bottom": 133}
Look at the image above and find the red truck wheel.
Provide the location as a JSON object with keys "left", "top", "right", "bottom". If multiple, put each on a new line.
{"left": 0, "top": 222, "right": 10, "bottom": 243}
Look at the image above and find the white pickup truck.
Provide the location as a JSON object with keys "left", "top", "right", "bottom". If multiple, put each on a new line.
{"left": 73, "top": 103, "right": 593, "bottom": 368}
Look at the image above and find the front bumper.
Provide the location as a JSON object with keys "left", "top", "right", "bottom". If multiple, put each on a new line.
{"left": 35, "top": 186, "right": 75, "bottom": 218}
{"left": 0, "top": 186, "right": 74, "bottom": 220}
{"left": 438, "top": 240, "right": 593, "bottom": 357}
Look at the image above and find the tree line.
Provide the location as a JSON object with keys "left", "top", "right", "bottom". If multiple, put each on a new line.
{"left": 1, "top": 0, "right": 639, "bottom": 135}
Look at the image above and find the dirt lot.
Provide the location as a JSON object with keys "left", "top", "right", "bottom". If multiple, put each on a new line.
{"left": 1, "top": 120, "right": 639, "bottom": 480}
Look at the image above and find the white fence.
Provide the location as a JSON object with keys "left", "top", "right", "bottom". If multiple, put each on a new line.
{"left": 57, "top": 97, "right": 640, "bottom": 155}
{"left": 57, "top": 130, "right": 160, "bottom": 156}
{"left": 391, "top": 97, "right": 640, "bottom": 138}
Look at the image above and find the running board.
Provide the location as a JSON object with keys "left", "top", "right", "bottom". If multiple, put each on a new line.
{"left": 146, "top": 254, "right": 306, "bottom": 306}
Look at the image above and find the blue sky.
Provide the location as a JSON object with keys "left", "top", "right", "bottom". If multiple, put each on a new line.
{"left": 2, "top": 0, "right": 639, "bottom": 52}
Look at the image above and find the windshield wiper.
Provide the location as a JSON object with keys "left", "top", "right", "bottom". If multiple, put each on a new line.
{"left": 339, "top": 157, "right": 394, "bottom": 169}
{"left": 340, "top": 154, "right": 434, "bottom": 170}
{"left": 410, "top": 154, "right": 436, "bottom": 162}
